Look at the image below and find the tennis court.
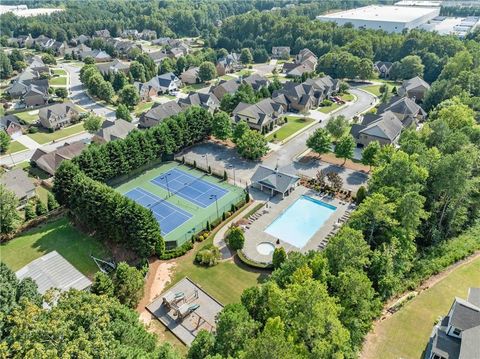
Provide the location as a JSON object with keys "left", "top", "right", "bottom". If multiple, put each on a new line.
{"left": 125, "top": 187, "right": 192, "bottom": 235}
{"left": 151, "top": 168, "right": 228, "bottom": 208}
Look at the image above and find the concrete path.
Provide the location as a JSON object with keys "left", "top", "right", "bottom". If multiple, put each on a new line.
{"left": 15, "top": 135, "right": 41, "bottom": 150}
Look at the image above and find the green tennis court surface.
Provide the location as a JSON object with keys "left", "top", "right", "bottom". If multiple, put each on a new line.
{"left": 114, "top": 162, "right": 244, "bottom": 248}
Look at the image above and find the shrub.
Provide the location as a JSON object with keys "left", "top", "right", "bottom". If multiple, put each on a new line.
{"left": 226, "top": 226, "right": 245, "bottom": 251}
{"left": 272, "top": 247, "right": 287, "bottom": 268}
{"left": 24, "top": 201, "right": 36, "bottom": 221}
{"left": 195, "top": 244, "right": 221, "bottom": 267}
{"left": 223, "top": 170, "right": 228, "bottom": 181}
{"left": 356, "top": 186, "right": 367, "bottom": 205}
{"left": 35, "top": 199, "right": 47, "bottom": 216}
{"left": 321, "top": 99, "right": 333, "bottom": 107}
{"left": 159, "top": 240, "right": 193, "bottom": 259}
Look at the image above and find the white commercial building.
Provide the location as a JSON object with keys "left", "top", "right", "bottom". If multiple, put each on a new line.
{"left": 316, "top": 5, "right": 441, "bottom": 33}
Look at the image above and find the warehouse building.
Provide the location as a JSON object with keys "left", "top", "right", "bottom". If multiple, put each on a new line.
{"left": 316, "top": 5, "right": 441, "bottom": 33}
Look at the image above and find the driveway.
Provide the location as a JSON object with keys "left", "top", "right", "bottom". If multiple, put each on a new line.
{"left": 61, "top": 63, "right": 116, "bottom": 120}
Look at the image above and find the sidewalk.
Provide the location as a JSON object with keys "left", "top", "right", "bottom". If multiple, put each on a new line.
{"left": 15, "top": 135, "right": 41, "bottom": 150}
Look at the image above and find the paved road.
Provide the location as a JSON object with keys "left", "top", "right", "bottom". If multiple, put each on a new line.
{"left": 61, "top": 63, "right": 116, "bottom": 120}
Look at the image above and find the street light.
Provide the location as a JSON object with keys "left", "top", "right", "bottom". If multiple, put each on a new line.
{"left": 160, "top": 173, "right": 172, "bottom": 196}
{"left": 228, "top": 164, "right": 236, "bottom": 186}
{"left": 209, "top": 194, "right": 219, "bottom": 219}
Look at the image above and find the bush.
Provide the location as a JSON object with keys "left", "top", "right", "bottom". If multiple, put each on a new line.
{"left": 356, "top": 186, "right": 367, "bottom": 205}
{"left": 159, "top": 240, "right": 193, "bottom": 259}
{"left": 195, "top": 244, "right": 221, "bottom": 267}
{"left": 226, "top": 226, "right": 245, "bottom": 251}
{"left": 35, "top": 200, "right": 47, "bottom": 216}
{"left": 321, "top": 99, "right": 333, "bottom": 107}
{"left": 272, "top": 247, "right": 287, "bottom": 268}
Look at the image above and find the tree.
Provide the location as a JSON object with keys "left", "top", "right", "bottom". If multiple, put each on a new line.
{"left": 84, "top": 56, "right": 95, "bottom": 64}
{"left": 326, "top": 172, "right": 343, "bottom": 192}
{"left": 0, "top": 50, "right": 13, "bottom": 78}
{"left": 113, "top": 262, "right": 144, "bottom": 308}
{"left": 226, "top": 226, "right": 245, "bottom": 250}
{"left": 35, "top": 199, "right": 47, "bottom": 216}
{"left": 55, "top": 87, "right": 68, "bottom": 99}
{"left": 198, "top": 61, "right": 217, "bottom": 82}
{"left": 390, "top": 55, "right": 424, "bottom": 80}
{"left": 24, "top": 200, "right": 36, "bottom": 221}
{"left": 97, "top": 80, "right": 115, "bottom": 103}
{"left": 356, "top": 186, "right": 367, "bottom": 205}
{"left": 91, "top": 272, "right": 114, "bottom": 296}
{"left": 41, "top": 53, "right": 56, "bottom": 65}
{"left": 83, "top": 114, "right": 103, "bottom": 133}
{"left": 334, "top": 134, "right": 356, "bottom": 165}
{"left": 326, "top": 115, "right": 348, "bottom": 140}
{"left": 272, "top": 247, "right": 287, "bottom": 269}
{"left": 232, "top": 120, "right": 249, "bottom": 143}
{"left": 118, "top": 85, "right": 140, "bottom": 108}
{"left": 188, "top": 330, "right": 215, "bottom": 359}
{"left": 195, "top": 244, "right": 221, "bottom": 267}
{"left": 361, "top": 141, "right": 381, "bottom": 170}
{"left": 0, "top": 131, "right": 11, "bottom": 153}
{"left": 116, "top": 103, "right": 132, "bottom": 122}
{"left": 240, "top": 48, "right": 253, "bottom": 64}
{"left": 112, "top": 71, "right": 129, "bottom": 91}
{"left": 47, "top": 192, "right": 59, "bottom": 211}
{"left": 212, "top": 111, "right": 232, "bottom": 140}
{"left": 306, "top": 128, "right": 331, "bottom": 158}
{"left": 0, "top": 185, "right": 21, "bottom": 235}
{"left": 253, "top": 48, "right": 269, "bottom": 63}
{"left": 236, "top": 129, "right": 269, "bottom": 160}
{"left": 129, "top": 61, "right": 146, "bottom": 82}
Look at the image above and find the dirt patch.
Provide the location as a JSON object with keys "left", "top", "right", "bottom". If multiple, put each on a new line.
{"left": 301, "top": 151, "right": 370, "bottom": 173}
{"left": 138, "top": 259, "right": 176, "bottom": 324}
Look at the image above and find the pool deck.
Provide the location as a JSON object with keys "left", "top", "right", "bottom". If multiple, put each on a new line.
{"left": 241, "top": 186, "right": 353, "bottom": 264}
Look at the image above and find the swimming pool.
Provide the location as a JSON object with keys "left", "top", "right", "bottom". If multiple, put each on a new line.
{"left": 264, "top": 195, "right": 336, "bottom": 248}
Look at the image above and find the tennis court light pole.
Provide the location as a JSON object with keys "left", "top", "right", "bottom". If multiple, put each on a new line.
{"left": 160, "top": 173, "right": 171, "bottom": 197}
{"left": 202, "top": 154, "right": 209, "bottom": 171}
{"left": 229, "top": 164, "right": 236, "bottom": 186}
{"left": 210, "top": 194, "right": 219, "bottom": 219}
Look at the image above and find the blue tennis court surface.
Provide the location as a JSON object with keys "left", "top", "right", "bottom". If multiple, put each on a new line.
{"left": 125, "top": 187, "right": 191, "bottom": 235}
{"left": 150, "top": 168, "right": 228, "bottom": 208}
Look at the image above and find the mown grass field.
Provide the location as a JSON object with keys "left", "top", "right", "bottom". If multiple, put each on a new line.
{"left": 318, "top": 102, "right": 342, "bottom": 114}
{"left": 28, "top": 123, "right": 85, "bottom": 144}
{"left": 5, "top": 141, "right": 28, "bottom": 154}
{"left": 50, "top": 76, "right": 67, "bottom": 86}
{"left": 266, "top": 116, "right": 315, "bottom": 142}
{"left": 1, "top": 217, "right": 109, "bottom": 276}
{"left": 14, "top": 110, "right": 39, "bottom": 124}
{"left": 362, "top": 83, "right": 395, "bottom": 97}
{"left": 363, "top": 255, "right": 480, "bottom": 359}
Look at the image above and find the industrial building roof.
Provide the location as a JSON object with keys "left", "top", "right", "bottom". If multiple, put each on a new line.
{"left": 318, "top": 5, "right": 439, "bottom": 23}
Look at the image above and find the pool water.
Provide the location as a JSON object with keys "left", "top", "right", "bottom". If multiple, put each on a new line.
{"left": 264, "top": 195, "right": 336, "bottom": 248}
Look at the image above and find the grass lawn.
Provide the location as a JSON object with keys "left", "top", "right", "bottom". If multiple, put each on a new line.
{"left": 5, "top": 141, "right": 28, "bottom": 155}
{"left": 266, "top": 116, "right": 315, "bottom": 142}
{"left": 14, "top": 110, "right": 39, "bottom": 124}
{"left": 362, "top": 84, "right": 394, "bottom": 97}
{"left": 28, "top": 123, "right": 85, "bottom": 144}
{"left": 0, "top": 217, "right": 109, "bottom": 276}
{"left": 181, "top": 82, "right": 208, "bottom": 93}
{"left": 50, "top": 76, "right": 67, "bottom": 86}
{"left": 341, "top": 92, "right": 355, "bottom": 102}
{"left": 318, "top": 102, "right": 342, "bottom": 114}
{"left": 36, "top": 185, "right": 51, "bottom": 205}
{"left": 169, "top": 237, "right": 268, "bottom": 305}
{"left": 235, "top": 69, "right": 253, "bottom": 77}
{"left": 363, "top": 256, "right": 480, "bottom": 359}
{"left": 51, "top": 68, "right": 67, "bottom": 76}
{"left": 134, "top": 101, "right": 155, "bottom": 116}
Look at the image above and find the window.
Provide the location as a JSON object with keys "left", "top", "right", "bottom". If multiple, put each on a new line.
{"left": 432, "top": 354, "right": 446, "bottom": 359}
{"left": 452, "top": 327, "right": 462, "bottom": 336}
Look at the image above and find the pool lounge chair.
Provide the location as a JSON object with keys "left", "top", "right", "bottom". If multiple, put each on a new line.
{"left": 162, "top": 291, "right": 184, "bottom": 308}
{"left": 176, "top": 303, "right": 200, "bottom": 320}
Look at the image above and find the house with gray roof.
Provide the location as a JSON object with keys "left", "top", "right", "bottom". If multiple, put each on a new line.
{"left": 93, "top": 119, "right": 136, "bottom": 143}
{"left": 374, "top": 61, "right": 393, "bottom": 78}
{"left": 398, "top": 76, "right": 430, "bottom": 101}
{"left": 135, "top": 72, "right": 181, "bottom": 101}
{"left": 180, "top": 67, "right": 200, "bottom": 85}
{"left": 31, "top": 140, "right": 88, "bottom": 176}
{"left": 16, "top": 251, "right": 92, "bottom": 295}
{"left": 251, "top": 165, "right": 299, "bottom": 198}
{"left": 271, "top": 46, "right": 290, "bottom": 59}
{"left": 94, "top": 29, "right": 111, "bottom": 38}
{"left": 39, "top": 102, "right": 79, "bottom": 131}
{"left": 178, "top": 92, "right": 219, "bottom": 113}
{"left": 282, "top": 48, "right": 318, "bottom": 78}
{"left": 378, "top": 96, "right": 427, "bottom": 126}
{"left": 426, "top": 288, "right": 480, "bottom": 359}
{"left": 242, "top": 74, "right": 269, "bottom": 91}
{"left": 232, "top": 98, "right": 284, "bottom": 133}
{"left": 0, "top": 115, "right": 23, "bottom": 139}
{"left": 211, "top": 78, "right": 242, "bottom": 100}
{"left": 216, "top": 53, "right": 242, "bottom": 76}
{"left": 79, "top": 49, "right": 112, "bottom": 63}
{"left": 148, "top": 50, "right": 169, "bottom": 65}
{"left": 139, "top": 100, "right": 183, "bottom": 128}
{"left": 0, "top": 168, "right": 36, "bottom": 207}
{"left": 96, "top": 59, "right": 130, "bottom": 76}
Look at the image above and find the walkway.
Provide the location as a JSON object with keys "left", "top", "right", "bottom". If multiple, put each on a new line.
{"left": 15, "top": 135, "right": 41, "bottom": 150}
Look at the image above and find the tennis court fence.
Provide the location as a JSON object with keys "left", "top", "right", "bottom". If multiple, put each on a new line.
{"left": 165, "top": 191, "right": 246, "bottom": 249}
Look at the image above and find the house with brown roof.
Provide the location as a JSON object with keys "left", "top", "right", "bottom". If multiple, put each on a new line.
{"left": 139, "top": 101, "right": 183, "bottom": 128}
{"left": 39, "top": 102, "right": 79, "bottom": 131}
{"left": 180, "top": 67, "right": 200, "bottom": 85}
{"left": 232, "top": 98, "right": 284, "bottom": 133}
{"left": 0, "top": 168, "right": 36, "bottom": 207}
{"left": 31, "top": 140, "right": 88, "bottom": 176}
{"left": 283, "top": 48, "right": 318, "bottom": 78}
{"left": 93, "top": 119, "right": 136, "bottom": 143}
{"left": 0, "top": 115, "right": 23, "bottom": 139}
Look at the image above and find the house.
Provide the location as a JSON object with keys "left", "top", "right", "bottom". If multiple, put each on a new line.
{"left": 135, "top": 82, "right": 159, "bottom": 102}
{"left": 271, "top": 46, "right": 290, "bottom": 59}
{"left": 108, "top": 38, "right": 142, "bottom": 57}
{"left": 295, "top": 48, "right": 317, "bottom": 66}
{"left": 79, "top": 49, "right": 112, "bottom": 63}
{"left": 121, "top": 29, "right": 139, "bottom": 39}
{"left": 148, "top": 50, "right": 169, "bottom": 65}
{"left": 232, "top": 98, "right": 284, "bottom": 133}
{"left": 135, "top": 72, "right": 181, "bottom": 101}
{"left": 39, "top": 102, "right": 79, "bottom": 131}
{"left": 70, "top": 34, "right": 90, "bottom": 46}
{"left": 350, "top": 96, "right": 426, "bottom": 146}
{"left": 96, "top": 59, "right": 130, "bottom": 76}
{"left": 211, "top": 78, "right": 241, "bottom": 100}
{"left": 398, "top": 76, "right": 430, "bottom": 101}
{"left": 180, "top": 67, "right": 200, "bottom": 85}
{"left": 31, "top": 140, "right": 88, "bottom": 176}
{"left": 283, "top": 48, "right": 318, "bottom": 77}
{"left": 0, "top": 168, "right": 36, "bottom": 207}
{"left": 139, "top": 29, "right": 156, "bottom": 40}
{"left": 425, "top": 287, "right": 480, "bottom": 359}
{"left": 216, "top": 53, "right": 241, "bottom": 76}
{"left": 93, "top": 119, "right": 135, "bottom": 143}
{"left": 66, "top": 43, "right": 92, "bottom": 59}
{"left": 242, "top": 74, "right": 269, "bottom": 91}
{"left": 94, "top": 29, "right": 111, "bottom": 38}
{"left": 139, "top": 101, "right": 183, "bottom": 128}
{"left": 0, "top": 115, "right": 23, "bottom": 139}
{"left": 178, "top": 92, "right": 219, "bottom": 113}
{"left": 16, "top": 251, "right": 92, "bottom": 295}
{"left": 23, "top": 84, "right": 49, "bottom": 107}
{"left": 374, "top": 61, "right": 393, "bottom": 78}
{"left": 251, "top": 165, "right": 299, "bottom": 198}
